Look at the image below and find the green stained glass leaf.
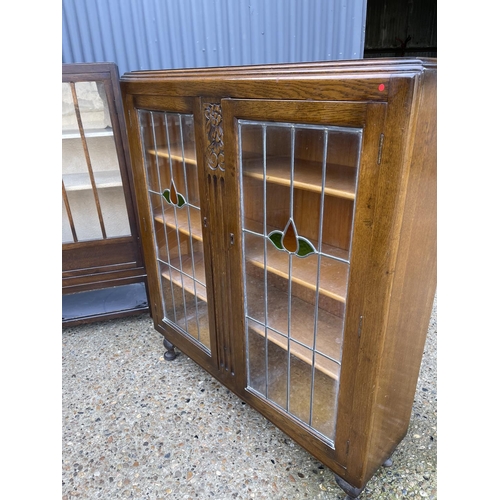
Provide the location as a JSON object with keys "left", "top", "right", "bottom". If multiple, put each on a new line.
{"left": 162, "top": 189, "right": 171, "bottom": 204}
{"left": 296, "top": 237, "right": 316, "bottom": 257}
{"left": 268, "top": 231, "right": 284, "bottom": 250}
{"left": 177, "top": 193, "right": 186, "bottom": 208}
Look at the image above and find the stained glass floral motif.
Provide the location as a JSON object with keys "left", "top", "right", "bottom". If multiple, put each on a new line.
{"left": 162, "top": 180, "right": 186, "bottom": 208}
{"left": 268, "top": 218, "right": 316, "bottom": 257}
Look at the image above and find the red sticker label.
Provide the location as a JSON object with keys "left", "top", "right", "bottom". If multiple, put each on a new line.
{"left": 378, "top": 84, "right": 385, "bottom": 92}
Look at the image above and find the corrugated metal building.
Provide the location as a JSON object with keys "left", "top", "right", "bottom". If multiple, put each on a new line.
{"left": 62, "top": 0, "right": 368, "bottom": 75}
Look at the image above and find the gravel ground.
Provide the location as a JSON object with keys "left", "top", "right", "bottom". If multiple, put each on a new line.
{"left": 62, "top": 297, "right": 437, "bottom": 499}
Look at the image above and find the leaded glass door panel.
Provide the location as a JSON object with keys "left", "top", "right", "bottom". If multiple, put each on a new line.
{"left": 222, "top": 99, "right": 386, "bottom": 450}
{"left": 137, "top": 109, "right": 212, "bottom": 353}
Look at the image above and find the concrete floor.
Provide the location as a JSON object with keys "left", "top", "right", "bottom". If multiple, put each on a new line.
{"left": 62, "top": 297, "right": 436, "bottom": 499}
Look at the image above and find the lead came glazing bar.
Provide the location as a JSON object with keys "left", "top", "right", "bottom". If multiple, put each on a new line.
{"left": 176, "top": 114, "right": 200, "bottom": 340}
{"left": 263, "top": 124, "right": 269, "bottom": 399}
{"left": 239, "top": 119, "right": 357, "bottom": 134}
{"left": 151, "top": 112, "right": 163, "bottom": 191}
{"left": 151, "top": 111, "right": 177, "bottom": 325}
{"left": 179, "top": 113, "right": 202, "bottom": 342}
{"left": 240, "top": 121, "right": 251, "bottom": 387}
{"left": 309, "top": 128, "right": 329, "bottom": 428}
{"left": 289, "top": 126, "right": 295, "bottom": 220}
{"left": 165, "top": 112, "right": 189, "bottom": 333}
{"left": 286, "top": 126, "right": 296, "bottom": 413}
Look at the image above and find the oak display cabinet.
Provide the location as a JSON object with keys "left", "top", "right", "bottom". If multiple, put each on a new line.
{"left": 120, "top": 58, "right": 436, "bottom": 498}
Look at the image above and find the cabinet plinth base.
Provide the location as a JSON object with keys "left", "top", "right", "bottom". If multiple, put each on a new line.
{"left": 163, "top": 338, "right": 177, "bottom": 361}
{"left": 334, "top": 476, "right": 364, "bottom": 499}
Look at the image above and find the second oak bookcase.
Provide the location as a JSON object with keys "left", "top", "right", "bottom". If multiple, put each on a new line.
{"left": 120, "top": 58, "right": 436, "bottom": 498}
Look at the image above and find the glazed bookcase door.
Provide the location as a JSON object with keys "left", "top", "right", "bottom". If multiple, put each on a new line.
{"left": 133, "top": 101, "right": 215, "bottom": 359}
{"left": 223, "top": 99, "right": 386, "bottom": 454}
{"left": 62, "top": 63, "right": 147, "bottom": 325}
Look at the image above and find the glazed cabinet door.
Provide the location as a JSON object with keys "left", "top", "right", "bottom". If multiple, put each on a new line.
{"left": 62, "top": 64, "right": 146, "bottom": 300}
{"left": 125, "top": 96, "right": 217, "bottom": 369}
{"left": 223, "top": 99, "right": 386, "bottom": 464}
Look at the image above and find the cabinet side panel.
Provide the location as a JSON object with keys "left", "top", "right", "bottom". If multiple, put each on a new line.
{"left": 366, "top": 69, "right": 436, "bottom": 476}
{"left": 339, "top": 75, "right": 417, "bottom": 488}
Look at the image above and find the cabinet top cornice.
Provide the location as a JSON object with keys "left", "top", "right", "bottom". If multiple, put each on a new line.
{"left": 120, "top": 57, "right": 436, "bottom": 82}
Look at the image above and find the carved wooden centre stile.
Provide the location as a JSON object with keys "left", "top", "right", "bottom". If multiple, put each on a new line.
{"left": 202, "top": 101, "right": 234, "bottom": 377}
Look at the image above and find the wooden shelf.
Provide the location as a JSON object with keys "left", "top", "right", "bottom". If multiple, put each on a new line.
{"left": 147, "top": 144, "right": 197, "bottom": 165}
{"left": 245, "top": 274, "right": 343, "bottom": 379}
{"left": 160, "top": 252, "right": 207, "bottom": 302}
{"left": 62, "top": 128, "right": 114, "bottom": 140}
{"left": 154, "top": 207, "right": 203, "bottom": 241}
{"left": 243, "top": 156, "right": 357, "bottom": 200}
{"left": 62, "top": 170, "right": 122, "bottom": 191}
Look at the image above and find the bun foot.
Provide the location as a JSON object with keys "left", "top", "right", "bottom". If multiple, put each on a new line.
{"left": 334, "top": 475, "right": 363, "bottom": 499}
{"left": 163, "top": 337, "right": 177, "bottom": 361}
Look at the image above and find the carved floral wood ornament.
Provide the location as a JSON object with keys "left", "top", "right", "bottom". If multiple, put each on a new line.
{"left": 204, "top": 103, "right": 225, "bottom": 171}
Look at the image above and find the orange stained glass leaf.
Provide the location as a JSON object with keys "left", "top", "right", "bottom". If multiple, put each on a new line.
{"left": 282, "top": 219, "right": 298, "bottom": 253}
{"left": 170, "top": 180, "right": 178, "bottom": 205}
